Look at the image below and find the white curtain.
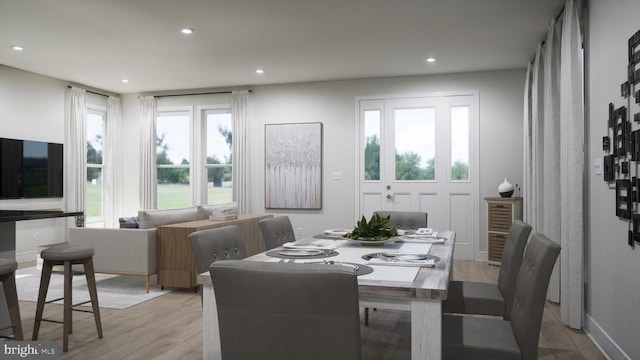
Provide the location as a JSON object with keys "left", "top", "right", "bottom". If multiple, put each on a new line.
{"left": 543, "top": 18, "right": 563, "bottom": 303}
{"left": 559, "top": 0, "right": 584, "bottom": 329}
{"left": 523, "top": 0, "right": 584, "bottom": 329}
{"left": 65, "top": 88, "right": 87, "bottom": 215}
{"left": 104, "top": 97, "right": 122, "bottom": 228}
{"left": 139, "top": 96, "right": 157, "bottom": 210}
{"left": 231, "top": 91, "right": 249, "bottom": 213}
{"left": 527, "top": 44, "right": 545, "bottom": 234}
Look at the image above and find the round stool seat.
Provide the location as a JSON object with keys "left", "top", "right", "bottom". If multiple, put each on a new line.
{"left": 0, "top": 258, "right": 18, "bottom": 275}
{"left": 41, "top": 244, "right": 94, "bottom": 262}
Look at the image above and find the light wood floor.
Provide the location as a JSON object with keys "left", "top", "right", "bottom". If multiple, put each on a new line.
{"left": 15, "top": 260, "right": 605, "bottom": 359}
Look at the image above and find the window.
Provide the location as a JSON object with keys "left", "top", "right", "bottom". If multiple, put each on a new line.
{"left": 204, "top": 109, "right": 233, "bottom": 205}
{"left": 156, "top": 111, "right": 191, "bottom": 209}
{"left": 86, "top": 110, "right": 104, "bottom": 223}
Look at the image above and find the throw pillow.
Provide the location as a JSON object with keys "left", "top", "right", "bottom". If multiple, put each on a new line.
{"left": 119, "top": 216, "right": 140, "bottom": 229}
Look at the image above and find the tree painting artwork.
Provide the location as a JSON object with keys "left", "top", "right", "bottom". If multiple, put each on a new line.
{"left": 265, "top": 122, "right": 322, "bottom": 209}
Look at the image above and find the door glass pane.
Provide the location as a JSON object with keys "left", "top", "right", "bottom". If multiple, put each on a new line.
{"left": 394, "top": 108, "right": 435, "bottom": 180}
{"left": 364, "top": 110, "right": 381, "bottom": 181}
{"left": 451, "top": 106, "right": 469, "bottom": 181}
{"left": 206, "top": 112, "right": 233, "bottom": 204}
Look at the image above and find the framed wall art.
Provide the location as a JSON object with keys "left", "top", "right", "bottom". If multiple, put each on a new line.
{"left": 264, "top": 122, "right": 322, "bottom": 209}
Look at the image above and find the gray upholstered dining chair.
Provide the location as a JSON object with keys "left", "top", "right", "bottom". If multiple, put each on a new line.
{"left": 258, "top": 216, "right": 296, "bottom": 250}
{"left": 442, "top": 232, "right": 561, "bottom": 360}
{"left": 443, "top": 220, "right": 532, "bottom": 319}
{"left": 188, "top": 225, "right": 247, "bottom": 296}
{"left": 209, "top": 260, "right": 362, "bottom": 360}
{"left": 373, "top": 210, "right": 428, "bottom": 230}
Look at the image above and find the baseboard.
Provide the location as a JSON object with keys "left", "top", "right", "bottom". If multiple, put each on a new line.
{"left": 585, "top": 313, "right": 632, "bottom": 360}
{"left": 16, "top": 250, "right": 36, "bottom": 265}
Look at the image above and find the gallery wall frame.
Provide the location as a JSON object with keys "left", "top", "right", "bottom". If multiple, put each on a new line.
{"left": 602, "top": 28, "right": 640, "bottom": 247}
{"left": 264, "top": 122, "right": 322, "bottom": 209}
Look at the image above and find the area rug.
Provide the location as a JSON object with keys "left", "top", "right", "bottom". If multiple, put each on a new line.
{"left": 15, "top": 267, "right": 170, "bottom": 310}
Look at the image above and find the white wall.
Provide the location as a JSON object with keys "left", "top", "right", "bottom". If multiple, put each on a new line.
{"left": 0, "top": 65, "right": 68, "bottom": 262}
{"left": 246, "top": 70, "right": 526, "bottom": 253}
{"left": 586, "top": 1, "right": 640, "bottom": 359}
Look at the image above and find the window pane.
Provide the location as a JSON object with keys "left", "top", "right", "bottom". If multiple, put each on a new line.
{"left": 394, "top": 108, "right": 435, "bottom": 180}
{"left": 451, "top": 106, "right": 469, "bottom": 181}
{"left": 86, "top": 168, "right": 102, "bottom": 218}
{"left": 157, "top": 113, "right": 190, "bottom": 165}
{"left": 206, "top": 112, "right": 232, "bottom": 165}
{"left": 86, "top": 111, "right": 103, "bottom": 223}
{"left": 157, "top": 168, "right": 190, "bottom": 210}
{"left": 207, "top": 165, "right": 233, "bottom": 204}
{"left": 87, "top": 112, "right": 103, "bottom": 165}
{"left": 206, "top": 111, "right": 233, "bottom": 205}
{"left": 364, "top": 110, "right": 381, "bottom": 181}
{"left": 157, "top": 112, "right": 191, "bottom": 208}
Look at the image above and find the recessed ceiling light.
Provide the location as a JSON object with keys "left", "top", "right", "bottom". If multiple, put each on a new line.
{"left": 121, "top": 79, "right": 130, "bottom": 83}
{"left": 11, "top": 45, "right": 24, "bottom": 51}
{"left": 426, "top": 57, "right": 436, "bottom": 63}
{"left": 181, "top": 27, "right": 194, "bottom": 35}
{"left": 255, "top": 68, "right": 265, "bottom": 74}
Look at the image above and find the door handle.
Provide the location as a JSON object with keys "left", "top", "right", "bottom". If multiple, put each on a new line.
{"left": 386, "top": 193, "right": 395, "bottom": 200}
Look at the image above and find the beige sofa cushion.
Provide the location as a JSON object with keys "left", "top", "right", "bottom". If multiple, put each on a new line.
{"left": 197, "top": 203, "right": 238, "bottom": 219}
{"left": 138, "top": 206, "right": 199, "bottom": 229}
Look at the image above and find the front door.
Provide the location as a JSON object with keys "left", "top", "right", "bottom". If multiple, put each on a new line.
{"left": 357, "top": 93, "right": 478, "bottom": 259}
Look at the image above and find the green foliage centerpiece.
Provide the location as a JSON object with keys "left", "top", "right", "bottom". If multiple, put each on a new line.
{"left": 347, "top": 213, "right": 398, "bottom": 241}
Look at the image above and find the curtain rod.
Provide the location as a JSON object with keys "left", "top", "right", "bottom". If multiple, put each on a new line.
{"left": 151, "top": 90, "right": 252, "bottom": 98}
{"left": 67, "top": 85, "right": 110, "bottom": 98}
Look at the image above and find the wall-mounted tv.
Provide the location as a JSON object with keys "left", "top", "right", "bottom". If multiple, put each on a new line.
{"left": 0, "top": 138, "right": 63, "bottom": 199}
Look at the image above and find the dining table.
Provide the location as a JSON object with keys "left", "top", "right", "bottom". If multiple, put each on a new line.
{"left": 197, "top": 230, "right": 456, "bottom": 360}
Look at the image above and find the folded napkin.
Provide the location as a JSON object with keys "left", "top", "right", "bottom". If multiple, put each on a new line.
{"left": 365, "top": 258, "right": 435, "bottom": 267}
{"left": 283, "top": 239, "right": 345, "bottom": 250}
{"left": 401, "top": 236, "right": 445, "bottom": 244}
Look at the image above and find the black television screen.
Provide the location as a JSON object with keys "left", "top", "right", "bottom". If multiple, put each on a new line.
{"left": 0, "top": 138, "right": 63, "bottom": 199}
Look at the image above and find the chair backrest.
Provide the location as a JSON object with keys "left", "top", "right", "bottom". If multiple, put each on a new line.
{"left": 373, "top": 211, "right": 428, "bottom": 230}
{"left": 210, "top": 260, "right": 362, "bottom": 360}
{"left": 188, "top": 225, "right": 246, "bottom": 276}
{"left": 510, "top": 233, "right": 561, "bottom": 360}
{"left": 258, "top": 216, "right": 296, "bottom": 250}
{"left": 497, "top": 220, "right": 532, "bottom": 317}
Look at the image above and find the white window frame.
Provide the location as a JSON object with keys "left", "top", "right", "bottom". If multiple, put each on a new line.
{"left": 196, "top": 105, "right": 233, "bottom": 205}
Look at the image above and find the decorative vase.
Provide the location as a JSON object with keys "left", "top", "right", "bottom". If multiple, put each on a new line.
{"left": 498, "top": 178, "right": 514, "bottom": 197}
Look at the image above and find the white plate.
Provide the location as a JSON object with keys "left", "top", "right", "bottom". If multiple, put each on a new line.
{"left": 276, "top": 249, "right": 324, "bottom": 257}
{"left": 324, "top": 229, "right": 350, "bottom": 236}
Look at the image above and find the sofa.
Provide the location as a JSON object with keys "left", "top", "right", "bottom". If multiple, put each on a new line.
{"left": 68, "top": 205, "right": 232, "bottom": 293}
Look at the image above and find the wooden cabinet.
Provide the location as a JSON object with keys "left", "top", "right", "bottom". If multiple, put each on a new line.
{"left": 156, "top": 214, "right": 272, "bottom": 289}
{"left": 485, "top": 197, "right": 522, "bottom": 265}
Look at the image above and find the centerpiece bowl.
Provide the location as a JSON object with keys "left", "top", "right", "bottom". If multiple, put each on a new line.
{"left": 345, "top": 213, "right": 400, "bottom": 246}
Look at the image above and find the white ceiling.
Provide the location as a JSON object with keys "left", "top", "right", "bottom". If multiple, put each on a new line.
{"left": 0, "top": 0, "right": 564, "bottom": 94}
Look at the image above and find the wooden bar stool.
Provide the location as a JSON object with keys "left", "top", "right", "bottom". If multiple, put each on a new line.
{"left": 32, "top": 244, "right": 103, "bottom": 352}
{"left": 0, "top": 258, "right": 23, "bottom": 340}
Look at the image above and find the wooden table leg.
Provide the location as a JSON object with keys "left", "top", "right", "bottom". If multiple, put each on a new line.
{"left": 411, "top": 300, "right": 441, "bottom": 360}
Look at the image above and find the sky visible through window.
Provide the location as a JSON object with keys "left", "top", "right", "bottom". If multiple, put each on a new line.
{"left": 156, "top": 113, "right": 231, "bottom": 165}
